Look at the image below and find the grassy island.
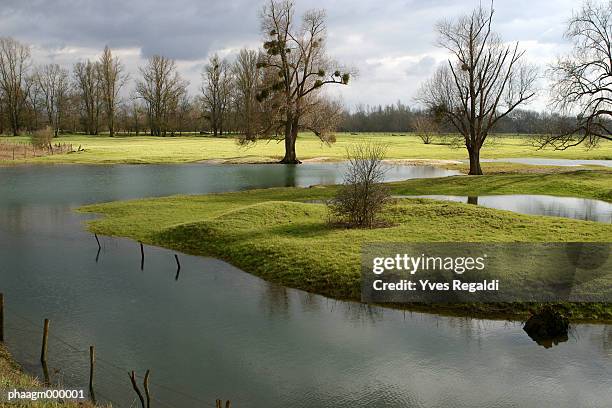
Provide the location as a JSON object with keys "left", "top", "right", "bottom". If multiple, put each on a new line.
{"left": 80, "top": 170, "right": 612, "bottom": 322}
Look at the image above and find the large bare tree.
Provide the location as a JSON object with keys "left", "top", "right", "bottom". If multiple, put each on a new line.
{"left": 538, "top": 0, "right": 612, "bottom": 149}
{"left": 201, "top": 54, "right": 232, "bottom": 136}
{"left": 418, "top": 3, "right": 537, "bottom": 174}
{"left": 256, "top": 0, "right": 350, "bottom": 163}
{"left": 36, "top": 64, "right": 70, "bottom": 137}
{"left": 74, "top": 60, "right": 103, "bottom": 135}
{"left": 98, "top": 46, "right": 126, "bottom": 137}
{"left": 135, "top": 55, "right": 187, "bottom": 136}
{"left": 0, "top": 37, "right": 31, "bottom": 136}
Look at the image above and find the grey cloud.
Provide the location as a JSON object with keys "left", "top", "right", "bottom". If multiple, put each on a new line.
{"left": 0, "top": 0, "right": 581, "bottom": 108}
{"left": 405, "top": 56, "right": 436, "bottom": 76}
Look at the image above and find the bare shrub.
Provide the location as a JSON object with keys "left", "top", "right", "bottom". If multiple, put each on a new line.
{"left": 328, "top": 143, "right": 390, "bottom": 228}
{"left": 30, "top": 126, "right": 53, "bottom": 149}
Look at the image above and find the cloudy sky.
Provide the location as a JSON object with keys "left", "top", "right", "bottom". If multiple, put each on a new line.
{"left": 0, "top": 0, "right": 584, "bottom": 111}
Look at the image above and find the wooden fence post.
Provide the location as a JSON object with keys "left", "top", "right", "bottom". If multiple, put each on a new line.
{"left": 143, "top": 369, "right": 151, "bottom": 408}
{"left": 40, "top": 319, "right": 49, "bottom": 363}
{"left": 89, "top": 346, "right": 96, "bottom": 403}
{"left": 140, "top": 242, "right": 144, "bottom": 270}
{"left": 0, "top": 293, "right": 4, "bottom": 342}
{"left": 129, "top": 371, "right": 146, "bottom": 408}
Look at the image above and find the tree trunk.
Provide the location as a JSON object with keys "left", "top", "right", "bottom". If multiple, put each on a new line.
{"left": 280, "top": 117, "right": 301, "bottom": 164}
{"left": 467, "top": 145, "right": 483, "bottom": 175}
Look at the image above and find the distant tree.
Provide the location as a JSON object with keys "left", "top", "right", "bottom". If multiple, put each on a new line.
{"left": 173, "top": 93, "right": 194, "bottom": 135}
{"left": 136, "top": 55, "right": 188, "bottom": 136}
{"left": 413, "top": 114, "right": 439, "bottom": 144}
{"left": 36, "top": 64, "right": 70, "bottom": 136}
{"left": 418, "top": 3, "right": 537, "bottom": 174}
{"left": 256, "top": 0, "right": 351, "bottom": 163}
{"left": 538, "top": 0, "right": 612, "bottom": 149}
{"left": 25, "top": 74, "right": 43, "bottom": 130}
{"left": 0, "top": 37, "right": 31, "bottom": 135}
{"left": 233, "top": 48, "right": 262, "bottom": 139}
{"left": 201, "top": 54, "right": 232, "bottom": 136}
{"left": 339, "top": 102, "right": 416, "bottom": 133}
{"left": 98, "top": 46, "right": 126, "bottom": 137}
{"left": 127, "top": 98, "right": 146, "bottom": 135}
{"left": 74, "top": 60, "right": 103, "bottom": 135}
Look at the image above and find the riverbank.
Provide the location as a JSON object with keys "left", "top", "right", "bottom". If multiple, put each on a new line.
{"left": 0, "top": 344, "right": 98, "bottom": 407}
{"left": 1, "top": 133, "right": 611, "bottom": 165}
{"left": 80, "top": 171, "right": 612, "bottom": 322}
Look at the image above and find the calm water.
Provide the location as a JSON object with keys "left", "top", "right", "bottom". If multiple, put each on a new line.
{"left": 1, "top": 163, "right": 611, "bottom": 408}
{"left": 480, "top": 158, "right": 612, "bottom": 167}
{"left": 398, "top": 195, "right": 612, "bottom": 223}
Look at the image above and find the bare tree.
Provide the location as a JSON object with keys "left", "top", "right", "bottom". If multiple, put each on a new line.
{"left": 256, "top": 0, "right": 351, "bottom": 163}
{"left": 418, "top": 3, "right": 537, "bottom": 174}
{"left": 0, "top": 37, "right": 31, "bottom": 135}
{"left": 413, "top": 114, "right": 439, "bottom": 144}
{"left": 233, "top": 48, "right": 262, "bottom": 139}
{"left": 74, "top": 60, "right": 103, "bottom": 135}
{"left": 99, "top": 46, "right": 126, "bottom": 137}
{"left": 25, "top": 74, "right": 43, "bottom": 130}
{"left": 136, "top": 55, "right": 188, "bottom": 136}
{"left": 328, "top": 143, "right": 390, "bottom": 228}
{"left": 538, "top": 0, "right": 612, "bottom": 149}
{"left": 201, "top": 54, "right": 232, "bottom": 136}
{"left": 36, "top": 64, "right": 70, "bottom": 137}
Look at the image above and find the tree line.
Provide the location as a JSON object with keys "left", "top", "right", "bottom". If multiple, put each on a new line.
{"left": 339, "top": 102, "right": 575, "bottom": 135}
{"left": 0, "top": 0, "right": 610, "bottom": 171}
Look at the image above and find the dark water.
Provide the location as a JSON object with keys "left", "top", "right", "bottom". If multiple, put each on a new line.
{"left": 397, "top": 195, "right": 612, "bottom": 223}
{"left": 1, "top": 163, "right": 611, "bottom": 408}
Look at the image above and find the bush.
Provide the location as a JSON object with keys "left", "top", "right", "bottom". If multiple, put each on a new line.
{"left": 328, "top": 143, "right": 390, "bottom": 228}
{"left": 30, "top": 126, "right": 53, "bottom": 149}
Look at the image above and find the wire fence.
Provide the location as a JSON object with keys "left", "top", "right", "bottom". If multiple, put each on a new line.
{"left": 2, "top": 304, "right": 226, "bottom": 408}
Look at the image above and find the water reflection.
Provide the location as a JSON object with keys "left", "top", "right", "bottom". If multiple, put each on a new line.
{"left": 398, "top": 195, "right": 612, "bottom": 223}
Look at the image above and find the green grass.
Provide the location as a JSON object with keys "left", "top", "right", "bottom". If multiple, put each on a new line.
{"left": 80, "top": 171, "right": 612, "bottom": 321}
{"left": 1, "top": 132, "right": 611, "bottom": 165}
{"left": 0, "top": 344, "right": 100, "bottom": 407}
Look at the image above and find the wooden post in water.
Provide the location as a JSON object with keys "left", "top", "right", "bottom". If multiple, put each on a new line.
{"left": 143, "top": 369, "right": 151, "bottom": 408}
{"left": 140, "top": 242, "right": 144, "bottom": 270}
{"left": 89, "top": 346, "right": 96, "bottom": 403}
{"left": 0, "top": 293, "right": 4, "bottom": 342}
{"left": 174, "top": 254, "right": 181, "bottom": 281}
{"left": 94, "top": 234, "right": 101, "bottom": 249}
{"left": 129, "top": 371, "right": 145, "bottom": 408}
{"left": 40, "top": 318, "right": 49, "bottom": 363}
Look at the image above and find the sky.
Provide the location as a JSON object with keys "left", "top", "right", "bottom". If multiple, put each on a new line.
{"left": 0, "top": 0, "right": 585, "bottom": 111}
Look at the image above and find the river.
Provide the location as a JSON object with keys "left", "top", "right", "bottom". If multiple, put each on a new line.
{"left": 0, "top": 163, "right": 610, "bottom": 407}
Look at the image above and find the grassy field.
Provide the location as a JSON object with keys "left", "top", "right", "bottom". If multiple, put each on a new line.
{"left": 80, "top": 171, "right": 612, "bottom": 321}
{"left": 0, "top": 344, "right": 99, "bottom": 407}
{"left": 1, "top": 132, "right": 611, "bottom": 165}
